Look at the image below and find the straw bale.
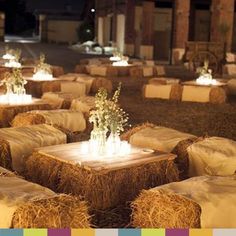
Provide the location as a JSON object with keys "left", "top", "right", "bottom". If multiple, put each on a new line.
{"left": 58, "top": 159, "right": 179, "bottom": 210}
{"left": 170, "top": 84, "right": 183, "bottom": 101}
{"left": 51, "top": 66, "right": 64, "bottom": 77}
{"left": 11, "top": 113, "right": 46, "bottom": 127}
{"left": 0, "top": 139, "right": 12, "bottom": 170}
{"left": 0, "top": 103, "right": 51, "bottom": 128}
{"left": 209, "top": 87, "right": 227, "bottom": 104}
{"left": 149, "top": 78, "right": 167, "bottom": 85}
{"left": 120, "top": 123, "right": 156, "bottom": 141}
{"left": 172, "top": 137, "right": 203, "bottom": 179}
{"left": 129, "top": 67, "right": 143, "bottom": 77}
{"left": 91, "top": 77, "right": 113, "bottom": 94}
{"left": 106, "top": 66, "right": 118, "bottom": 77}
{"left": 131, "top": 189, "right": 201, "bottom": 228}
{"left": 12, "top": 194, "right": 90, "bottom": 228}
{"left": 75, "top": 65, "right": 88, "bottom": 74}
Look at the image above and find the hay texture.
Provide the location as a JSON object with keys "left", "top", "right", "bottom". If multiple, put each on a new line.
{"left": 131, "top": 189, "right": 201, "bottom": 228}
{"left": 0, "top": 167, "right": 90, "bottom": 228}
{"left": 26, "top": 150, "right": 179, "bottom": 210}
{"left": 11, "top": 113, "right": 46, "bottom": 127}
{"left": 51, "top": 65, "right": 64, "bottom": 77}
{"left": 209, "top": 87, "right": 227, "bottom": 104}
{"left": 0, "top": 101, "right": 51, "bottom": 128}
{"left": 91, "top": 77, "right": 113, "bottom": 94}
{"left": 75, "top": 65, "right": 89, "bottom": 74}
{"left": 0, "top": 139, "right": 12, "bottom": 170}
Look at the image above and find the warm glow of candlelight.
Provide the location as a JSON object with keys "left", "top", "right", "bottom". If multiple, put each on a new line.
{"left": 196, "top": 76, "right": 217, "bottom": 85}
{"left": 2, "top": 54, "right": 16, "bottom": 60}
{"left": 112, "top": 60, "right": 129, "bottom": 67}
{"left": 4, "top": 61, "right": 21, "bottom": 68}
{"left": 110, "top": 56, "right": 121, "bottom": 62}
{"left": 0, "top": 94, "right": 32, "bottom": 105}
{"left": 32, "top": 70, "right": 53, "bottom": 81}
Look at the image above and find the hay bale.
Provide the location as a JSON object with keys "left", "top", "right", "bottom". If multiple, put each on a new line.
{"left": 129, "top": 67, "right": 143, "bottom": 77}
{"left": 227, "top": 79, "right": 236, "bottom": 95}
{"left": 70, "top": 96, "right": 96, "bottom": 113}
{"left": 131, "top": 189, "right": 201, "bottom": 228}
{"left": 170, "top": 84, "right": 183, "bottom": 101}
{"left": 209, "top": 87, "right": 227, "bottom": 104}
{"left": 106, "top": 66, "right": 118, "bottom": 77}
{"left": 149, "top": 77, "right": 180, "bottom": 85}
{"left": 0, "top": 139, "right": 12, "bottom": 170}
{"left": 11, "top": 113, "right": 46, "bottom": 127}
{"left": 12, "top": 194, "right": 90, "bottom": 228}
{"left": 91, "top": 77, "right": 113, "bottom": 94}
{"left": 75, "top": 65, "right": 89, "bottom": 74}
{"left": 51, "top": 65, "right": 64, "bottom": 77}
{"left": 120, "top": 123, "right": 155, "bottom": 141}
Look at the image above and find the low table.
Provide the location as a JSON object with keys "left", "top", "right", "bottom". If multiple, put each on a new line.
{"left": 0, "top": 99, "right": 51, "bottom": 127}
{"left": 182, "top": 80, "right": 227, "bottom": 87}
{"left": 26, "top": 142, "right": 178, "bottom": 210}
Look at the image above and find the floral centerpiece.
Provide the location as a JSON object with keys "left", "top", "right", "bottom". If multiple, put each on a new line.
{"left": 32, "top": 53, "right": 53, "bottom": 80}
{"left": 0, "top": 69, "right": 32, "bottom": 104}
{"left": 196, "top": 59, "right": 217, "bottom": 85}
{"left": 88, "top": 83, "right": 130, "bottom": 156}
{"left": 4, "top": 47, "right": 22, "bottom": 68}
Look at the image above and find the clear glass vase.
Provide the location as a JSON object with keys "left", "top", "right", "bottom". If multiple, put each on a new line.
{"left": 89, "top": 129, "right": 107, "bottom": 156}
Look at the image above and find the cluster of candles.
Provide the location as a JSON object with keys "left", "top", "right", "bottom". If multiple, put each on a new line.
{"left": 4, "top": 60, "right": 21, "bottom": 68}
{"left": 196, "top": 75, "right": 217, "bottom": 86}
{"left": 80, "top": 137, "right": 132, "bottom": 159}
{"left": 0, "top": 93, "right": 32, "bottom": 105}
{"left": 32, "top": 70, "right": 53, "bottom": 81}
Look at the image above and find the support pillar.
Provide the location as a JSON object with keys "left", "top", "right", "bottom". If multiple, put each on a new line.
{"left": 172, "top": 0, "right": 190, "bottom": 64}
{"left": 140, "top": 1, "right": 155, "bottom": 60}
{"left": 0, "top": 12, "right": 4, "bottom": 41}
{"left": 210, "top": 0, "right": 235, "bottom": 52}
{"left": 39, "top": 14, "right": 48, "bottom": 42}
{"left": 124, "top": 0, "right": 135, "bottom": 56}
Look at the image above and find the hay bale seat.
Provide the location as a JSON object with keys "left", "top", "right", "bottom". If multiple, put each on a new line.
{"left": 0, "top": 124, "right": 66, "bottom": 173}
{"left": 121, "top": 124, "right": 197, "bottom": 179}
{"left": 0, "top": 99, "right": 52, "bottom": 128}
{"left": 129, "top": 66, "right": 154, "bottom": 78}
{"left": 227, "top": 79, "right": 236, "bottom": 95}
{"left": 74, "top": 65, "right": 89, "bottom": 74}
{"left": 131, "top": 175, "right": 236, "bottom": 228}
{"left": 51, "top": 65, "right": 64, "bottom": 77}
{"left": 60, "top": 81, "right": 87, "bottom": 97}
{"left": 26, "top": 142, "right": 179, "bottom": 210}
{"left": 91, "top": 77, "right": 113, "bottom": 94}
{"left": 0, "top": 167, "right": 90, "bottom": 228}
{"left": 70, "top": 96, "right": 96, "bottom": 113}
{"left": 143, "top": 84, "right": 183, "bottom": 101}
{"left": 41, "top": 92, "right": 78, "bottom": 109}
{"left": 24, "top": 78, "right": 61, "bottom": 98}
{"left": 182, "top": 83, "right": 227, "bottom": 104}
{"left": 175, "top": 136, "right": 236, "bottom": 178}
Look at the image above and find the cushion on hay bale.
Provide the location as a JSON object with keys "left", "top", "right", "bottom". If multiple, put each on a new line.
{"left": 143, "top": 84, "right": 183, "bottom": 100}
{"left": 70, "top": 96, "right": 95, "bottom": 113}
{"left": 51, "top": 65, "right": 64, "bottom": 77}
{"left": 186, "top": 137, "right": 236, "bottom": 177}
{"left": 76, "top": 75, "right": 95, "bottom": 94}
{"left": 0, "top": 124, "right": 66, "bottom": 172}
{"left": 26, "top": 143, "right": 179, "bottom": 210}
{"left": 149, "top": 77, "right": 180, "bottom": 85}
{"left": 60, "top": 81, "right": 86, "bottom": 97}
{"left": 0, "top": 167, "right": 90, "bottom": 228}
{"left": 41, "top": 92, "right": 77, "bottom": 109}
{"left": 91, "top": 77, "right": 113, "bottom": 94}
{"left": 143, "top": 67, "right": 154, "bottom": 77}
{"left": 182, "top": 85, "right": 227, "bottom": 104}
{"left": 74, "top": 65, "right": 88, "bottom": 74}
{"left": 227, "top": 79, "right": 236, "bottom": 95}
{"left": 12, "top": 110, "right": 86, "bottom": 133}
{"left": 131, "top": 175, "right": 236, "bottom": 228}
{"left": 90, "top": 65, "right": 107, "bottom": 76}
{"left": 58, "top": 73, "right": 79, "bottom": 81}
{"left": 127, "top": 125, "right": 196, "bottom": 153}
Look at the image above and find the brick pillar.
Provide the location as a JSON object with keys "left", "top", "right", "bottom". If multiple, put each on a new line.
{"left": 210, "top": 0, "right": 235, "bottom": 52}
{"left": 124, "top": 0, "right": 135, "bottom": 56}
{"left": 0, "top": 12, "right": 5, "bottom": 41}
{"left": 140, "top": 0, "right": 155, "bottom": 60}
{"left": 172, "top": 0, "right": 190, "bottom": 64}
{"left": 39, "top": 14, "right": 48, "bottom": 42}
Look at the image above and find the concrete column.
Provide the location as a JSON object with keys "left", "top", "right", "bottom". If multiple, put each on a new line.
{"left": 172, "top": 0, "right": 190, "bottom": 64}
{"left": 98, "top": 17, "right": 104, "bottom": 46}
{"left": 124, "top": 0, "right": 135, "bottom": 56}
{"left": 0, "top": 12, "right": 5, "bottom": 41}
{"left": 210, "top": 0, "right": 235, "bottom": 52}
{"left": 116, "top": 14, "right": 125, "bottom": 53}
{"left": 39, "top": 14, "right": 48, "bottom": 42}
{"left": 140, "top": 0, "right": 155, "bottom": 60}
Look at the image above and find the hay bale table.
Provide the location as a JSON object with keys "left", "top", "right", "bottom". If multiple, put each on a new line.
{"left": 131, "top": 175, "right": 236, "bottom": 228}
{"left": 182, "top": 80, "right": 227, "bottom": 104}
{"left": 0, "top": 124, "right": 66, "bottom": 172}
{"left": 26, "top": 142, "right": 179, "bottom": 210}
{"left": 0, "top": 99, "right": 51, "bottom": 127}
{"left": 0, "top": 167, "right": 90, "bottom": 228}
